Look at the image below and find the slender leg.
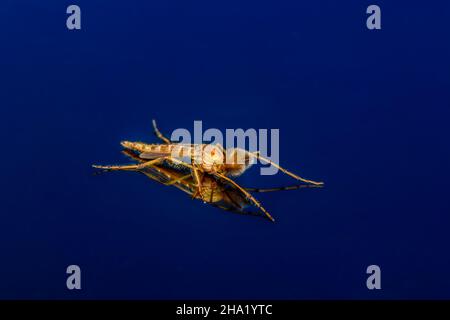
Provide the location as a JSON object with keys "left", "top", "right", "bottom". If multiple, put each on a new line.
{"left": 152, "top": 119, "right": 171, "bottom": 144}
{"left": 191, "top": 165, "right": 204, "bottom": 199}
{"left": 166, "top": 174, "right": 192, "bottom": 185}
{"left": 245, "top": 184, "right": 323, "bottom": 193}
{"left": 247, "top": 150, "right": 324, "bottom": 186}
{"left": 161, "top": 157, "right": 208, "bottom": 200}
{"left": 92, "top": 164, "right": 140, "bottom": 171}
{"left": 215, "top": 172, "right": 275, "bottom": 222}
{"left": 209, "top": 182, "right": 216, "bottom": 203}
{"left": 120, "top": 150, "right": 190, "bottom": 185}
{"left": 151, "top": 156, "right": 203, "bottom": 196}
{"left": 95, "top": 156, "right": 167, "bottom": 172}
{"left": 139, "top": 161, "right": 194, "bottom": 188}
{"left": 140, "top": 170, "right": 190, "bottom": 188}
{"left": 136, "top": 157, "right": 166, "bottom": 169}
{"left": 222, "top": 189, "right": 243, "bottom": 209}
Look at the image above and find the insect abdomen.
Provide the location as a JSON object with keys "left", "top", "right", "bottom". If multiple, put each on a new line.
{"left": 121, "top": 141, "right": 194, "bottom": 157}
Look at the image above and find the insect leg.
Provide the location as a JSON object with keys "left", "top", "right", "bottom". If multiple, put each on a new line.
{"left": 215, "top": 172, "right": 275, "bottom": 222}
{"left": 161, "top": 157, "right": 206, "bottom": 199}
{"left": 152, "top": 119, "right": 171, "bottom": 144}
{"left": 247, "top": 151, "right": 324, "bottom": 186}
{"left": 191, "top": 165, "right": 204, "bottom": 199}
{"left": 165, "top": 174, "right": 192, "bottom": 185}
{"left": 140, "top": 168, "right": 189, "bottom": 187}
{"left": 136, "top": 157, "right": 167, "bottom": 169}
{"left": 92, "top": 164, "right": 140, "bottom": 171}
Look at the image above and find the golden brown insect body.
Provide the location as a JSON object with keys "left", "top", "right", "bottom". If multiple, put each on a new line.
{"left": 93, "top": 120, "right": 324, "bottom": 222}
{"left": 120, "top": 141, "right": 251, "bottom": 177}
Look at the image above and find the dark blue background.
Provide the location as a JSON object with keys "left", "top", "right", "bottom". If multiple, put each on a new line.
{"left": 1, "top": 0, "right": 449, "bottom": 299}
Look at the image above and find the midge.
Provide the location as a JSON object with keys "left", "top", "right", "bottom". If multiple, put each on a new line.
{"left": 112, "top": 149, "right": 318, "bottom": 220}
{"left": 93, "top": 120, "right": 324, "bottom": 222}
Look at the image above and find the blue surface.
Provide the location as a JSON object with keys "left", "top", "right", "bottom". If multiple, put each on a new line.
{"left": 1, "top": 1, "right": 449, "bottom": 299}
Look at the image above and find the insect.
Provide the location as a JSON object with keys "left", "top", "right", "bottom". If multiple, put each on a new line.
{"left": 93, "top": 120, "right": 324, "bottom": 222}
{"left": 97, "top": 148, "right": 321, "bottom": 221}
